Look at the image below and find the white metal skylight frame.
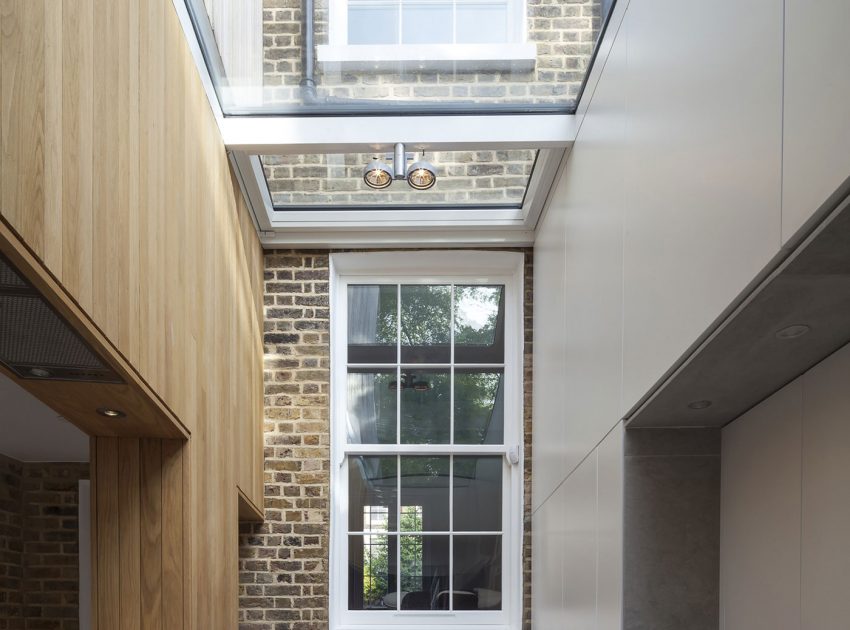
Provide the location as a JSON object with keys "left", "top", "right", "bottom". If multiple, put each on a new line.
{"left": 171, "top": 0, "right": 628, "bottom": 247}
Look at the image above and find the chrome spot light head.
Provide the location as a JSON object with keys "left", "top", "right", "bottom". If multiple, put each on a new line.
{"left": 406, "top": 160, "right": 437, "bottom": 190}
{"left": 363, "top": 159, "right": 393, "bottom": 189}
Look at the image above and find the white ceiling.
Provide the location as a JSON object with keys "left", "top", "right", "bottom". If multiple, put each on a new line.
{"left": 0, "top": 373, "right": 89, "bottom": 462}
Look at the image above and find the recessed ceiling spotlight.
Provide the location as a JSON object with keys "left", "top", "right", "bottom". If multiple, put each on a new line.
{"left": 29, "top": 367, "right": 51, "bottom": 378}
{"left": 687, "top": 400, "right": 712, "bottom": 410}
{"left": 775, "top": 324, "right": 810, "bottom": 340}
{"left": 96, "top": 407, "right": 127, "bottom": 419}
{"left": 407, "top": 158, "right": 437, "bottom": 190}
{"left": 363, "top": 158, "right": 393, "bottom": 190}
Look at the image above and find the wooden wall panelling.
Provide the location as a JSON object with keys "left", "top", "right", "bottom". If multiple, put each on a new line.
{"left": 2, "top": 0, "right": 266, "bottom": 626}
{"left": 140, "top": 438, "right": 163, "bottom": 629}
{"left": 91, "top": 437, "right": 186, "bottom": 630}
{"left": 60, "top": 0, "right": 94, "bottom": 310}
{"left": 0, "top": 218, "right": 188, "bottom": 439}
{"left": 119, "top": 438, "right": 142, "bottom": 630}
{"left": 96, "top": 437, "right": 120, "bottom": 629}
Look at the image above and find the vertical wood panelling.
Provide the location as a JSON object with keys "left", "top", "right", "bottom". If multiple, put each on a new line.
{"left": 96, "top": 438, "right": 120, "bottom": 629}
{"left": 60, "top": 0, "right": 93, "bottom": 310}
{"left": 119, "top": 438, "right": 141, "bottom": 630}
{"left": 90, "top": 439, "right": 99, "bottom": 630}
{"left": 92, "top": 437, "right": 188, "bottom": 630}
{"left": 162, "top": 440, "right": 183, "bottom": 630}
{"left": 140, "top": 439, "right": 163, "bottom": 630}
{"left": 43, "top": 0, "right": 62, "bottom": 272}
{"left": 2, "top": 0, "right": 265, "bottom": 627}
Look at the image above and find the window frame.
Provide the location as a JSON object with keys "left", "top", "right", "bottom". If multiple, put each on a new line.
{"left": 329, "top": 251, "right": 525, "bottom": 630}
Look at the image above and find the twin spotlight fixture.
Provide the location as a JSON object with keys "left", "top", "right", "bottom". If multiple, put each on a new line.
{"left": 363, "top": 143, "right": 437, "bottom": 191}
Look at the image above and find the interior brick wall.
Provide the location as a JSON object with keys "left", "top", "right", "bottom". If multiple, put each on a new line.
{"left": 0, "top": 455, "right": 24, "bottom": 630}
{"left": 239, "top": 249, "right": 533, "bottom": 629}
{"left": 0, "top": 455, "right": 88, "bottom": 630}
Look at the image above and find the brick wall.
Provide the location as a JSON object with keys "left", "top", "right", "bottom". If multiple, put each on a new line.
{"left": 262, "top": 0, "right": 604, "bottom": 106}
{"left": 0, "top": 455, "right": 23, "bottom": 630}
{"left": 262, "top": 150, "right": 537, "bottom": 208}
{"left": 0, "top": 455, "right": 88, "bottom": 630}
{"left": 239, "top": 249, "right": 533, "bottom": 629}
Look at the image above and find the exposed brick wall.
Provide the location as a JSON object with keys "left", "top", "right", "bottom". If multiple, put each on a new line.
{"left": 262, "top": 0, "right": 604, "bottom": 106}
{"left": 0, "top": 455, "right": 88, "bottom": 630}
{"left": 0, "top": 455, "right": 24, "bottom": 630}
{"left": 239, "top": 249, "right": 532, "bottom": 629}
{"left": 240, "top": 251, "right": 331, "bottom": 630}
{"left": 262, "top": 150, "right": 537, "bottom": 208}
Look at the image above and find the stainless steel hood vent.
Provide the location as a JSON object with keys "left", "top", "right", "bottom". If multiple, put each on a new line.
{"left": 0, "top": 254, "right": 123, "bottom": 383}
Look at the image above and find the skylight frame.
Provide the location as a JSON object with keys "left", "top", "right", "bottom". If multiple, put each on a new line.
{"left": 171, "top": 0, "right": 629, "bottom": 246}
{"left": 229, "top": 147, "right": 565, "bottom": 235}
{"left": 180, "top": 0, "right": 620, "bottom": 118}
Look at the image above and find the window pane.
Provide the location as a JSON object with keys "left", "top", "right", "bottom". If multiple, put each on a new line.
{"left": 454, "top": 369, "right": 504, "bottom": 445}
{"left": 401, "top": 3, "right": 452, "bottom": 44}
{"left": 349, "top": 534, "right": 398, "bottom": 610}
{"left": 456, "top": 4, "right": 509, "bottom": 44}
{"left": 453, "top": 457, "right": 502, "bottom": 531}
{"left": 400, "top": 457, "right": 450, "bottom": 532}
{"left": 400, "top": 285, "right": 451, "bottom": 363}
{"left": 349, "top": 456, "right": 398, "bottom": 532}
{"left": 347, "top": 369, "right": 397, "bottom": 444}
{"left": 400, "top": 369, "right": 450, "bottom": 444}
{"left": 348, "top": 285, "right": 397, "bottom": 363}
{"left": 399, "top": 535, "right": 450, "bottom": 610}
{"left": 454, "top": 285, "right": 504, "bottom": 363}
{"left": 348, "top": 4, "right": 399, "bottom": 45}
{"left": 453, "top": 535, "right": 502, "bottom": 610}
{"left": 264, "top": 151, "right": 537, "bottom": 210}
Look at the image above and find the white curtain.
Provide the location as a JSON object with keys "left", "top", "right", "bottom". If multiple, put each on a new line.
{"left": 347, "top": 286, "right": 381, "bottom": 446}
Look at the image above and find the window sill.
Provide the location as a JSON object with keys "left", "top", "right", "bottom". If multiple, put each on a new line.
{"left": 316, "top": 43, "right": 537, "bottom": 72}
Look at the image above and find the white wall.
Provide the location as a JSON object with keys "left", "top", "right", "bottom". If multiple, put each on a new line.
{"left": 533, "top": 0, "right": 849, "bottom": 625}
{"left": 531, "top": 425, "right": 623, "bottom": 630}
{"left": 720, "top": 341, "right": 850, "bottom": 630}
{"left": 782, "top": 0, "right": 850, "bottom": 242}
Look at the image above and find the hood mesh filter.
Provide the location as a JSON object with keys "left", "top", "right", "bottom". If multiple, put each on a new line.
{"left": 0, "top": 255, "right": 123, "bottom": 383}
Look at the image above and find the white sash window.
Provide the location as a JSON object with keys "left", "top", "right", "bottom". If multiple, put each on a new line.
{"left": 330, "top": 251, "right": 524, "bottom": 630}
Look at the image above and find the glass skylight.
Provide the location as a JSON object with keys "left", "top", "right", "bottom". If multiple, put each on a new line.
{"left": 185, "top": 0, "right": 616, "bottom": 115}
{"left": 262, "top": 150, "right": 537, "bottom": 209}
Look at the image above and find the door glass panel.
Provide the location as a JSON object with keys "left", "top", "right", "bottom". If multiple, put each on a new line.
{"left": 348, "top": 285, "right": 398, "bottom": 363}
{"left": 401, "top": 456, "right": 450, "bottom": 532}
{"left": 349, "top": 456, "right": 398, "bottom": 532}
{"left": 347, "top": 369, "right": 397, "bottom": 444}
{"left": 453, "top": 456, "right": 502, "bottom": 531}
{"left": 400, "top": 369, "right": 450, "bottom": 444}
{"left": 349, "top": 534, "right": 398, "bottom": 610}
{"left": 454, "top": 285, "right": 504, "bottom": 363}
{"left": 454, "top": 369, "right": 504, "bottom": 445}
{"left": 399, "top": 535, "right": 450, "bottom": 609}
{"left": 400, "top": 285, "right": 451, "bottom": 363}
{"left": 453, "top": 535, "right": 502, "bottom": 610}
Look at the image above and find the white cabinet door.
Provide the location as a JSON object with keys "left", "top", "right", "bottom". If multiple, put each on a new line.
{"left": 621, "top": 0, "right": 783, "bottom": 414}
{"left": 562, "top": 451, "right": 598, "bottom": 630}
{"left": 801, "top": 344, "right": 850, "bottom": 630}
{"left": 782, "top": 0, "right": 850, "bottom": 242}
{"left": 720, "top": 381, "right": 801, "bottom": 630}
{"left": 532, "top": 194, "right": 568, "bottom": 510}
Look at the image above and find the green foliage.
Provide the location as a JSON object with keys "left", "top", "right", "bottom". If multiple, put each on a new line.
{"left": 361, "top": 509, "right": 429, "bottom": 607}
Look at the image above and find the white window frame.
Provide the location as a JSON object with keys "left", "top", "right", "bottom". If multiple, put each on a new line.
{"left": 318, "top": 0, "right": 536, "bottom": 70}
{"left": 329, "top": 250, "right": 525, "bottom": 630}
